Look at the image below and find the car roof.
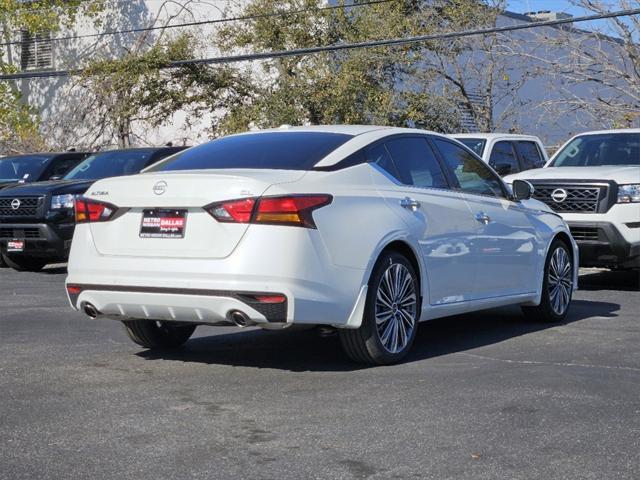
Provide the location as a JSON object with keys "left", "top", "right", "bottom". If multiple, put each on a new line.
{"left": 571, "top": 128, "right": 640, "bottom": 136}
{"left": 450, "top": 133, "right": 542, "bottom": 141}
{"left": 232, "top": 124, "right": 394, "bottom": 137}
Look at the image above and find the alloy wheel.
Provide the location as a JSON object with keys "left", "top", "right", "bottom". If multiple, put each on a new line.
{"left": 375, "top": 262, "right": 418, "bottom": 354}
{"left": 548, "top": 246, "right": 572, "bottom": 315}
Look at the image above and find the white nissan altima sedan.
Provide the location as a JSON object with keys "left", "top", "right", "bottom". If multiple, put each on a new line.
{"left": 66, "top": 125, "right": 578, "bottom": 364}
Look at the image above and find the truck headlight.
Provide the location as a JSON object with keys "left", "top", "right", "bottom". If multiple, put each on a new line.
{"left": 51, "top": 194, "right": 79, "bottom": 210}
{"left": 617, "top": 184, "right": 640, "bottom": 204}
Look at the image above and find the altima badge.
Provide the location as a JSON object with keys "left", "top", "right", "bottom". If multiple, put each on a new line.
{"left": 153, "top": 181, "right": 168, "bottom": 195}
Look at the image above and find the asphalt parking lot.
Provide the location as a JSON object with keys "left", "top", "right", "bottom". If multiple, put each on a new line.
{"left": 1, "top": 267, "right": 639, "bottom": 480}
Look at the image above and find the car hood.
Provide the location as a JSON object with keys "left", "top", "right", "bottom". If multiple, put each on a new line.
{"left": 505, "top": 166, "right": 640, "bottom": 184}
{"left": 0, "top": 179, "right": 95, "bottom": 197}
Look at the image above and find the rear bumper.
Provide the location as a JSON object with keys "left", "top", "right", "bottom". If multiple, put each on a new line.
{"left": 568, "top": 221, "right": 640, "bottom": 268}
{"left": 0, "top": 222, "right": 74, "bottom": 260}
{"left": 67, "top": 284, "right": 287, "bottom": 324}
{"left": 66, "top": 224, "right": 367, "bottom": 326}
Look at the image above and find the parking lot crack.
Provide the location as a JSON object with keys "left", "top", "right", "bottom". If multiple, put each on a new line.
{"left": 459, "top": 352, "right": 640, "bottom": 373}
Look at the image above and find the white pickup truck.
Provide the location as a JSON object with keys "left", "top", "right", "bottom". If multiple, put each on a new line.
{"left": 451, "top": 133, "right": 548, "bottom": 176}
{"left": 505, "top": 129, "right": 640, "bottom": 270}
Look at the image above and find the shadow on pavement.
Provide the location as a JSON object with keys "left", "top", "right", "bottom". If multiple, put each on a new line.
{"left": 578, "top": 269, "right": 640, "bottom": 292}
{"left": 137, "top": 299, "right": 620, "bottom": 372}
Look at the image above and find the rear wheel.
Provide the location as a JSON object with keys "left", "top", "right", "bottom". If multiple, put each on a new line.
{"left": 1, "top": 254, "right": 47, "bottom": 272}
{"left": 122, "top": 320, "right": 196, "bottom": 349}
{"left": 339, "top": 251, "right": 420, "bottom": 365}
{"left": 522, "top": 239, "right": 573, "bottom": 323}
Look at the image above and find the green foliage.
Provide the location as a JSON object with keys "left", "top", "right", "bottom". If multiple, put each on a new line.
{"left": 214, "top": 0, "right": 490, "bottom": 133}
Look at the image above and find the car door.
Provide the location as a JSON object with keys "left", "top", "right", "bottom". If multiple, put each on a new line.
{"left": 488, "top": 141, "right": 520, "bottom": 176}
{"left": 432, "top": 138, "right": 541, "bottom": 299}
{"left": 514, "top": 141, "right": 546, "bottom": 171}
{"left": 368, "top": 136, "right": 481, "bottom": 305}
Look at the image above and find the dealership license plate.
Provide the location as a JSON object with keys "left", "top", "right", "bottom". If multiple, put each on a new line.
{"left": 140, "top": 209, "right": 187, "bottom": 239}
{"left": 7, "top": 239, "right": 24, "bottom": 252}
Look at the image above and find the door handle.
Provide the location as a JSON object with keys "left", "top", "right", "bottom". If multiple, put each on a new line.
{"left": 400, "top": 197, "right": 420, "bottom": 211}
{"left": 474, "top": 211, "right": 491, "bottom": 224}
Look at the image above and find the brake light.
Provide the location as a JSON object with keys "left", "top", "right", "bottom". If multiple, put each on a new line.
{"left": 75, "top": 198, "right": 117, "bottom": 223}
{"left": 205, "top": 195, "right": 332, "bottom": 228}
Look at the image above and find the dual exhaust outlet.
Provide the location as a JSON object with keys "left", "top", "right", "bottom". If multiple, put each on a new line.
{"left": 82, "top": 302, "right": 255, "bottom": 328}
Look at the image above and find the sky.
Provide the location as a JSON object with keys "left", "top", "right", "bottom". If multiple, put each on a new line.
{"left": 506, "top": 1, "right": 590, "bottom": 15}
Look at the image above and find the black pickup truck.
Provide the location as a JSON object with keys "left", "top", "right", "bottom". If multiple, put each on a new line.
{"left": 0, "top": 151, "right": 89, "bottom": 190}
{"left": 0, "top": 146, "right": 185, "bottom": 271}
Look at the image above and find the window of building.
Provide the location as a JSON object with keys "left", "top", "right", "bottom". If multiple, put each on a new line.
{"left": 20, "top": 30, "right": 53, "bottom": 70}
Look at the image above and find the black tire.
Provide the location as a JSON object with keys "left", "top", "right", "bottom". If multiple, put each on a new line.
{"left": 0, "top": 254, "right": 6, "bottom": 268}
{"left": 1, "top": 254, "right": 47, "bottom": 272}
{"left": 339, "top": 251, "right": 421, "bottom": 365}
{"left": 122, "top": 320, "right": 196, "bottom": 349}
{"left": 522, "top": 239, "right": 573, "bottom": 323}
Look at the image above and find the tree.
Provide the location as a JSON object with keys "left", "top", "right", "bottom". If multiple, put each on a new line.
{"left": 0, "top": 0, "right": 105, "bottom": 153}
{"left": 74, "top": 33, "right": 249, "bottom": 147}
{"left": 214, "top": 0, "right": 496, "bottom": 133}
{"left": 524, "top": 0, "right": 640, "bottom": 131}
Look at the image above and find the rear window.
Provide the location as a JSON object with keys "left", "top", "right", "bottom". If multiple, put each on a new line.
{"left": 455, "top": 138, "right": 486, "bottom": 156}
{"left": 551, "top": 133, "right": 640, "bottom": 167}
{"left": 148, "top": 132, "right": 352, "bottom": 172}
{"left": 64, "top": 150, "right": 155, "bottom": 180}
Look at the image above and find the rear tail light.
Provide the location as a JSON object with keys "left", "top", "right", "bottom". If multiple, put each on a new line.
{"left": 75, "top": 198, "right": 117, "bottom": 223}
{"left": 205, "top": 194, "right": 332, "bottom": 228}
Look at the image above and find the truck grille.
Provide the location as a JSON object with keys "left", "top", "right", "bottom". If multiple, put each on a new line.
{"left": 0, "top": 227, "right": 42, "bottom": 239}
{"left": 531, "top": 185, "right": 604, "bottom": 213}
{"left": 0, "top": 196, "right": 43, "bottom": 218}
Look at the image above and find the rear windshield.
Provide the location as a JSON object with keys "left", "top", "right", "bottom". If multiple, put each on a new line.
{"left": 147, "top": 132, "right": 352, "bottom": 172}
{"left": 0, "top": 155, "right": 52, "bottom": 182}
{"left": 455, "top": 138, "right": 486, "bottom": 156}
{"left": 551, "top": 133, "right": 640, "bottom": 167}
{"left": 64, "top": 150, "right": 155, "bottom": 180}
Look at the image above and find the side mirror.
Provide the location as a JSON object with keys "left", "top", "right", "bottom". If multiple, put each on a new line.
{"left": 512, "top": 179, "right": 534, "bottom": 201}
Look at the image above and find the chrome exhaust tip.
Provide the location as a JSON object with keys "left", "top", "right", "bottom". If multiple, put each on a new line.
{"left": 228, "top": 310, "right": 253, "bottom": 328}
{"left": 83, "top": 303, "right": 99, "bottom": 319}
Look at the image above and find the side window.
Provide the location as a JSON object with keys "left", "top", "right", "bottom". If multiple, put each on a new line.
{"left": 384, "top": 137, "right": 448, "bottom": 189}
{"left": 516, "top": 141, "right": 545, "bottom": 170}
{"left": 46, "top": 156, "right": 84, "bottom": 180}
{"left": 366, "top": 142, "right": 400, "bottom": 180}
{"left": 432, "top": 139, "right": 506, "bottom": 198}
{"left": 488, "top": 141, "right": 519, "bottom": 175}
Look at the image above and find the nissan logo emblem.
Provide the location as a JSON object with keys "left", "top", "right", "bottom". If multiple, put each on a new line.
{"left": 153, "top": 181, "right": 167, "bottom": 196}
{"left": 551, "top": 188, "right": 568, "bottom": 203}
{"left": 10, "top": 199, "right": 21, "bottom": 210}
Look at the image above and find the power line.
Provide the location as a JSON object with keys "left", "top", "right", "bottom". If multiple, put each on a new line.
{"left": 0, "top": 0, "right": 395, "bottom": 47}
{"left": 2, "top": 7, "right": 639, "bottom": 81}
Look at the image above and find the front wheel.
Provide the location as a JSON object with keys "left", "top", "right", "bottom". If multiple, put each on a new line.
{"left": 122, "top": 320, "right": 196, "bottom": 349}
{"left": 1, "top": 254, "right": 47, "bottom": 272}
{"left": 522, "top": 239, "right": 573, "bottom": 322}
{"left": 339, "top": 251, "right": 420, "bottom": 365}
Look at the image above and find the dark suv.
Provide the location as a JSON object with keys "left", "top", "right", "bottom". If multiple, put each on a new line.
{"left": 0, "top": 152, "right": 89, "bottom": 190}
{"left": 0, "top": 147, "right": 186, "bottom": 271}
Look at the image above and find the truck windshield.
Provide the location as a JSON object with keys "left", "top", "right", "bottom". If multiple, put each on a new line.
{"left": 64, "top": 150, "right": 154, "bottom": 180}
{"left": 0, "top": 155, "right": 51, "bottom": 182}
{"left": 454, "top": 138, "right": 486, "bottom": 156}
{"left": 551, "top": 133, "right": 640, "bottom": 167}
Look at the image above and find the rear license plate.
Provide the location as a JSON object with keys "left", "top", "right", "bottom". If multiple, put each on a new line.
{"left": 140, "top": 209, "right": 187, "bottom": 239}
{"left": 7, "top": 239, "right": 24, "bottom": 252}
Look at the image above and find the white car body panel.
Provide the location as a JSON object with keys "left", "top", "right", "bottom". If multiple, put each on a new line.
{"left": 67, "top": 126, "right": 578, "bottom": 329}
